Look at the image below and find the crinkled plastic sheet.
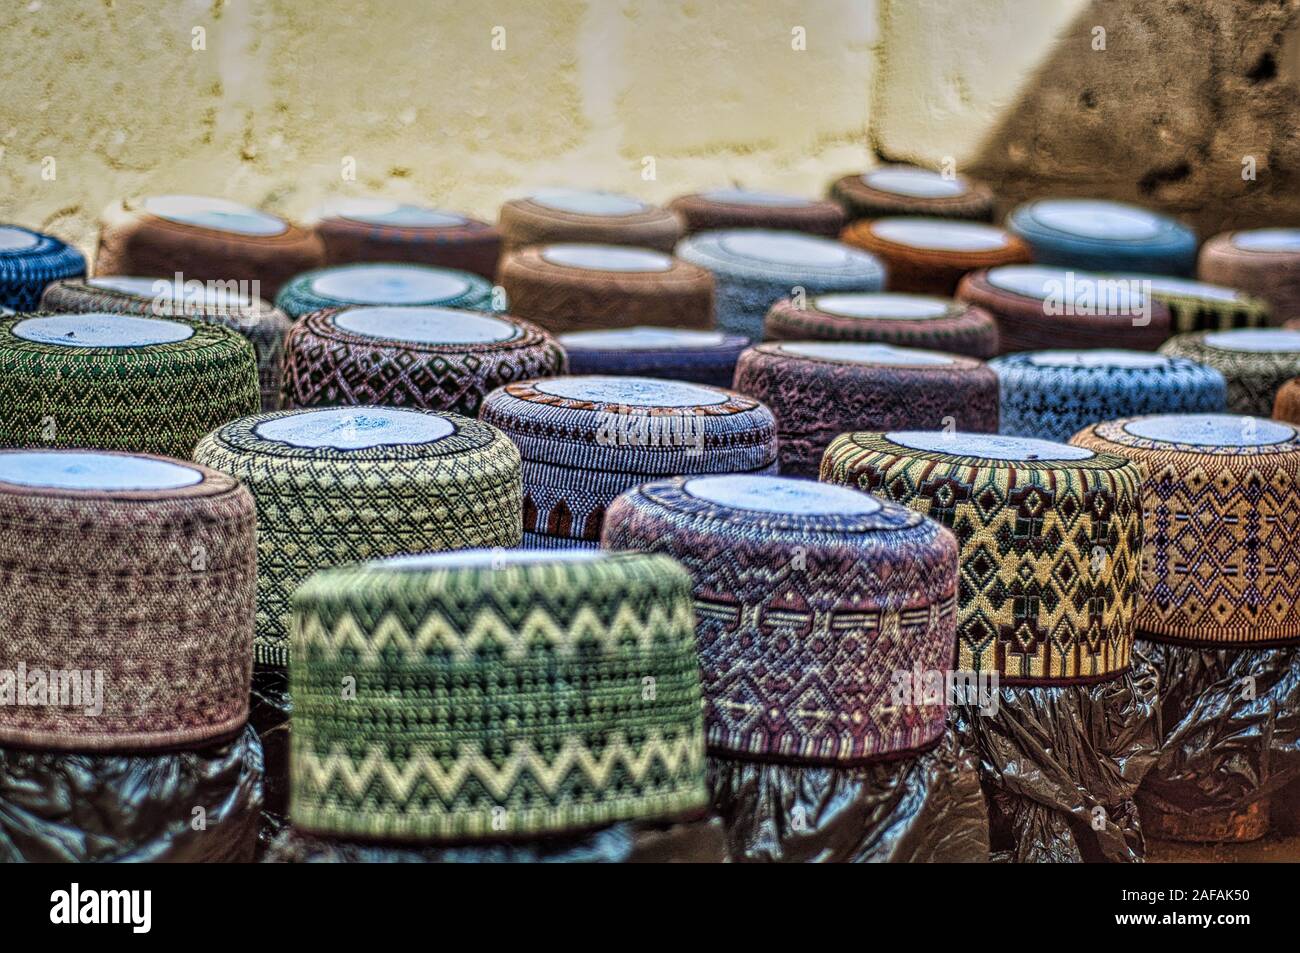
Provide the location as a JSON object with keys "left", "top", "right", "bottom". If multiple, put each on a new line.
{"left": 952, "top": 651, "right": 1161, "bottom": 863}
{"left": 706, "top": 730, "right": 990, "bottom": 862}
{"left": 0, "top": 723, "right": 263, "bottom": 862}
{"left": 250, "top": 667, "right": 291, "bottom": 855}
{"left": 263, "top": 817, "right": 726, "bottom": 863}
{"left": 1137, "top": 640, "right": 1300, "bottom": 842}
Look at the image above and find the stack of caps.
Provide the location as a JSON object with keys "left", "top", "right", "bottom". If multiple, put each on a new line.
{"left": 557, "top": 327, "right": 747, "bottom": 388}
{"left": 288, "top": 549, "right": 707, "bottom": 842}
{"left": 193, "top": 407, "right": 522, "bottom": 668}
{"left": 498, "top": 188, "right": 683, "bottom": 252}
{"left": 668, "top": 188, "right": 844, "bottom": 237}
{"left": 306, "top": 199, "right": 500, "bottom": 279}
{"left": 1119, "top": 275, "right": 1272, "bottom": 334}
{"left": 0, "top": 450, "right": 255, "bottom": 750}
{"left": 603, "top": 475, "right": 959, "bottom": 763}
{"left": 828, "top": 165, "right": 995, "bottom": 222}
{"left": 1274, "top": 378, "right": 1300, "bottom": 425}
{"left": 1159, "top": 328, "right": 1300, "bottom": 415}
{"left": 822, "top": 431, "right": 1144, "bottom": 683}
{"left": 732, "top": 342, "right": 999, "bottom": 477}
{"left": 958, "top": 264, "right": 1171, "bottom": 353}
{"left": 1199, "top": 228, "right": 1300, "bottom": 325}
{"left": 838, "top": 218, "right": 1030, "bottom": 296}
{"left": 1005, "top": 198, "right": 1197, "bottom": 276}
{"left": 0, "top": 225, "right": 85, "bottom": 311}
{"left": 991, "top": 350, "right": 1227, "bottom": 443}
{"left": 497, "top": 244, "right": 713, "bottom": 334}
{"left": 0, "top": 313, "right": 259, "bottom": 457}
{"left": 1070, "top": 414, "right": 1300, "bottom": 648}
{"left": 275, "top": 263, "right": 496, "bottom": 319}
{"left": 96, "top": 195, "right": 325, "bottom": 298}
{"left": 763, "top": 291, "right": 998, "bottom": 358}
{"left": 480, "top": 376, "right": 778, "bottom": 549}
{"left": 676, "top": 230, "right": 885, "bottom": 341}
{"left": 280, "top": 305, "right": 565, "bottom": 416}
{"left": 40, "top": 275, "right": 292, "bottom": 411}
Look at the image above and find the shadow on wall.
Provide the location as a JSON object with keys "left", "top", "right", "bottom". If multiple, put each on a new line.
{"left": 954, "top": 0, "right": 1300, "bottom": 235}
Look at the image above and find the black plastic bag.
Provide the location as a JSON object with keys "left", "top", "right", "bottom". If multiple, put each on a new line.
{"left": 249, "top": 667, "right": 291, "bottom": 855}
{"left": 0, "top": 724, "right": 263, "bottom": 862}
{"left": 952, "top": 651, "right": 1160, "bottom": 863}
{"left": 1137, "top": 640, "right": 1300, "bottom": 842}
{"left": 707, "top": 731, "right": 989, "bottom": 862}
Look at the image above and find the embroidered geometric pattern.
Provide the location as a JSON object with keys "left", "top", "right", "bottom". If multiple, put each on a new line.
{"left": 1071, "top": 417, "right": 1300, "bottom": 647}
{"left": 0, "top": 227, "right": 86, "bottom": 311}
{"left": 1138, "top": 282, "right": 1271, "bottom": 334}
{"left": 193, "top": 409, "right": 522, "bottom": 667}
{"left": 0, "top": 314, "right": 259, "bottom": 458}
{"left": 602, "top": 477, "right": 959, "bottom": 763}
{"left": 275, "top": 264, "right": 496, "bottom": 318}
{"left": 821, "top": 432, "right": 1144, "bottom": 683}
{"left": 1159, "top": 331, "right": 1300, "bottom": 415}
{"left": 763, "top": 295, "right": 999, "bottom": 359}
{"left": 289, "top": 553, "right": 707, "bottom": 840}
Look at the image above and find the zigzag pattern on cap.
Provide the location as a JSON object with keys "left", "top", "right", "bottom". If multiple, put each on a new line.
{"left": 1160, "top": 331, "right": 1300, "bottom": 415}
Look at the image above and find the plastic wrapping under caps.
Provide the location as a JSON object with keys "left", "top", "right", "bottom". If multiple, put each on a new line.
{"left": 498, "top": 188, "right": 683, "bottom": 252}
{"left": 991, "top": 350, "right": 1227, "bottom": 443}
{"left": 280, "top": 305, "right": 566, "bottom": 416}
{"left": 1005, "top": 198, "right": 1197, "bottom": 276}
{"left": 0, "top": 312, "right": 259, "bottom": 457}
{"left": 1199, "top": 228, "right": 1300, "bottom": 325}
{"left": 96, "top": 195, "right": 325, "bottom": 299}
{"left": 275, "top": 262, "right": 496, "bottom": 319}
{"left": 675, "top": 229, "right": 885, "bottom": 341}
{"left": 0, "top": 450, "right": 256, "bottom": 750}
{"left": 822, "top": 431, "right": 1144, "bottom": 684}
{"left": 668, "top": 189, "right": 845, "bottom": 237}
{"left": 306, "top": 199, "right": 501, "bottom": 279}
{"left": 828, "top": 166, "right": 996, "bottom": 223}
{"left": 480, "top": 376, "right": 778, "bottom": 547}
{"left": 289, "top": 549, "right": 707, "bottom": 841}
{"left": 1070, "top": 413, "right": 1300, "bottom": 648}
{"left": 0, "top": 224, "right": 86, "bottom": 311}
{"left": 763, "top": 291, "right": 999, "bottom": 359}
{"left": 839, "top": 217, "right": 1031, "bottom": 296}
{"left": 1158, "top": 328, "right": 1300, "bottom": 415}
{"left": 40, "top": 275, "right": 293, "bottom": 412}
{"left": 497, "top": 243, "right": 714, "bottom": 334}
{"left": 603, "top": 475, "right": 958, "bottom": 764}
{"left": 732, "top": 342, "right": 999, "bottom": 477}
{"left": 193, "top": 406, "right": 523, "bottom": 667}
{"left": 958, "top": 264, "right": 1172, "bottom": 354}
{"left": 557, "top": 327, "right": 747, "bottom": 388}
{"left": 1115, "top": 274, "right": 1272, "bottom": 334}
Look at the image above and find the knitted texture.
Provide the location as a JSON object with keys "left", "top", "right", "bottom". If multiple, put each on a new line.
{"left": 763, "top": 292, "right": 999, "bottom": 358}
{"left": 498, "top": 191, "right": 683, "bottom": 252}
{"left": 497, "top": 245, "right": 714, "bottom": 334}
{"left": 675, "top": 230, "right": 886, "bottom": 341}
{"left": 275, "top": 263, "right": 496, "bottom": 319}
{"left": 1071, "top": 414, "right": 1300, "bottom": 647}
{"left": 602, "top": 475, "right": 958, "bottom": 763}
{"left": 558, "top": 327, "right": 748, "bottom": 388}
{"left": 822, "top": 432, "right": 1144, "bottom": 683}
{"left": 289, "top": 551, "right": 708, "bottom": 840}
{"left": 1125, "top": 275, "right": 1273, "bottom": 334}
{"left": 308, "top": 204, "right": 501, "bottom": 279}
{"left": 521, "top": 530, "right": 600, "bottom": 551}
{"left": 1159, "top": 329, "right": 1300, "bottom": 415}
{"left": 732, "top": 342, "right": 999, "bottom": 477}
{"left": 193, "top": 408, "right": 523, "bottom": 667}
{"left": 480, "top": 377, "right": 778, "bottom": 544}
{"left": 280, "top": 306, "right": 566, "bottom": 416}
{"left": 828, "top": 167, "right": 995, "bottom": 222}
{"left": 1199, "top": 229, "right": 1300, "bottom": 326}
{"left": 991, "top": 351, "right": 1228, "bottom": 442}
{"left": 1274, "top": 378, "right": 1300, "bottom": 425}
{"left": 838, "top": 218, "right": 1031, "bottom": 296}
{"left": 1005, "top": 199, "right": 1197, "bottom": 276}
{"left": 95, "top": 196, "right": 325, "bottom": 299}
{"left": 0, "top": 450, "right": 255, "bottom": 750}
{"left": 39, "top": 277, "right": 291, "bottom": 411}
{"left": 0, "top": 225, "right": 86, "bottom": 311}
{"left": 959, "top": 266, "right": 1172, "bottom": 354}
{"left": 0, "top": 313, "right": 259, "bottom": 458}
{"left": 668, "top": 190, "right": 844, "bottom": 237}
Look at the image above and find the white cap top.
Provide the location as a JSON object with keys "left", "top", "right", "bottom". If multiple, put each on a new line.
{"left": 698, "top": 189, "right": 813, "bottom": 207}
{"left": 87, "top": 276, "right": 255, "bottom": 308}
{"left": 1028, "top": 200, "right": 1164, "bottom": 240}
{"left": 0, "top": 451, "right": 204, "bottom": 491}
{"left": 779, "top": 341, "right": 956, "bottom": 365}
{"left": 332, "top": 306, "right": 518, "bottom": 345}
{"left": 540, "top": 244, "right": 673, "bottom": 273}
{"left": 871, "top": 218, "right": 1010, "bottom": 252}
{"left": 814, "top": 292, "right": 951, "bottom": 319}
{"left": 720, "top": 231, "right": 855, "bottom": 267}
{"left": 310, "top": 265, "right": 472, "bottom": 304}
{"left": 143, "top": 195, "right": 287, "bottom": 236}
{"left": 685, "top": 474, "right": 882, "bottom": 515}
{"left": 326, "top": 198, "right": 466, "bottom": 228}
{"left": 887, "top": 431, "right": 1096, "bottom": 461}
{"left": 534, "top": 376, "right": 728, "bottom": 407}
{"left": 255, "top": 407, "right": 454, "bottom": 449}
{"left": 1140, "top": 275, "right": 1245, "bottom": 303}
{"left": 1123, "top": 414, "right": 1297, "bottom": 447}
{"left": 12, "top": 313, "right": 194, "bottom": 348}
{"left": 1204, "top": 328, "right": 1300, "bottom": 352}
{"left": 862, "top": 167, "right": 968, "bottom": 198}
{"left": 1024, "top": 350, "right": 1172, "bottom": 369}
{"left": 559, "top": 327, "right": 729, "bottom": 349}
{"left": 0, "top": 226, "right": 41, "bottom": 252}
{"left": 529, "top": 188, "right": 646, "bottom": 215}
{"left": 1232, "top": 229, "right": 1300, "bottom": 253}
